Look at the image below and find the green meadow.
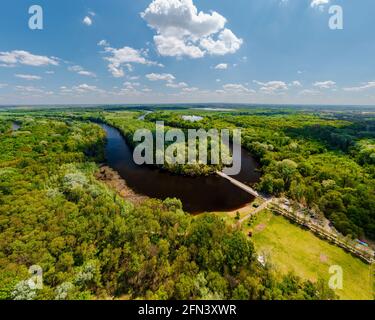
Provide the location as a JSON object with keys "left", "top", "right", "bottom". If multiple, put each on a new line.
{"left": 249, "top": 210, "right": 373, "bottom": 300}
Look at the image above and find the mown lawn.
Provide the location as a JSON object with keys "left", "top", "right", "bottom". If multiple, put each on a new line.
{"left": 245, "top": 210, "right": 373, "bottom": 300}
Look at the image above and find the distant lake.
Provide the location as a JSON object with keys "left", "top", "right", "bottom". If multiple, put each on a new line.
{"left": 100, "top": 123, "right": 261, "bottom": 213}
{"left": 11, "top": 123, "right": 20, "bottom": 131}
{"left": 181, "top": 115, "right": 203, "bottom": 122}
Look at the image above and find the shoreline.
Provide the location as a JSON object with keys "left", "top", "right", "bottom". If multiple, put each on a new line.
{"left": 96, "top": 165, "right": 148, "bottom": 205}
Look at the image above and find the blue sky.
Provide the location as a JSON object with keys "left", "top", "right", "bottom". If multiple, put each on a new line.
{"left": 0, "top": 0, "right": 374, "bottom": 105}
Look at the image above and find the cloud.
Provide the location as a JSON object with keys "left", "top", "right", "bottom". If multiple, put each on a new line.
{"left": 313, "top": 80, "right": 336, "bottom": 89}
{"left": 146, "top": 73, "right": 176, "bottom": 82}
{"left": 200, "top": 29, "right": 243, "bottom": 55}
{"left": 15, "top": 74, "right": 42, "bottom": 81}
{"left": 68, "top": 66, "right": 82, "bottom": 72}
{"left": 0, "top": 83, "right": 8, "bottom": 89}
{"left": 343, "top": 81, "right": 375, "bottom": 92}
{"left": 68, "top": 65, "right": 96, "bottom": 77}
{"left": 14, "top": 85, "right": 50, "bottom": 95}
{"left": 97, "top": 40, "right": 109, "bottom": 47}
{"left": 124, "top": 81, "right": 140, "bottom": 87}
{"left": 166, "top": 82, "right": 188, "bottom": 88}
{"left": 141, "top": 0, "right": 243, "bottom": 58}
{"left": 153, "top": 35, "right": 205, "bottom": 58}
{"left": 254, "top": 80, "right": 288, "bottom": 93}
{"left": 182, "top": 87, "right": 199, "bottom": 92}
{"left": 0, "top": 50, "right": 59, "bottom": 67}
{"left": 77, "top": 70, "right": 96, "bottom": 77}
{"left": 72, "top": 84, "right": 103, "bottom": 93}
{"left": 128, "top": 76, "right": 140, "bottom": 81}
{"left": 146, "top": 73, "right": 188, "bottom": 89}
{"left": 214, "top": 63, "right": 228, "bottom": 70}
{"left": 58, "top": 84, "right": 107, "bottom": 96}
{"left": 290, "top": 80, "right": 302, "bottom": 87}
{"left": 59, "top": 86, "right": 70, "bottom": 93}
{"left": 222, "top": 83, "right": 254, "bottom": 94}
{"left": 119, "top": 82, "right": 142, "bottom": 95}
{"left": 0, "top": 63, "right": 15, "bottom": 68}
{"left": 108, "top": 82, "right": 155, "bottom": 96}
{"left": 101, "top": 46, "right": 162, "bottom": 77}
{"left": 299, "top": 89, "right": 319, "bottom": 95}
{"left": 310, "top": 0, "right": 330, "bottom": 8}
{"left": 83, "top": 16, "right": 93, "bottom": 26}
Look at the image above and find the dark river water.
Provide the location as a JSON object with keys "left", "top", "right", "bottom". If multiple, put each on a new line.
{"left": 101, "top": 123, "right": 261, "bottom": 213}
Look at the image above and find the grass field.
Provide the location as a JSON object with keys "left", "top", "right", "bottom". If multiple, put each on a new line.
{"left": 242, "top": 210, "right": 373, "bottom": 300}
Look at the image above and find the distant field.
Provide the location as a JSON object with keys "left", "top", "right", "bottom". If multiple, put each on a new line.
{"left": 244, "top": 210, "right": 373, "bottom": 300}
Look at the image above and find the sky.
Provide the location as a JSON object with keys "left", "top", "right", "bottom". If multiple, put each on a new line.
{"left": 0, "top": 0, "right": 374, "bottom": 106}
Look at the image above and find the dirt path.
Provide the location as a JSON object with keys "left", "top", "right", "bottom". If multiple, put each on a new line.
{"left": 239, "top": 198, "right": 273, "bottom": 224}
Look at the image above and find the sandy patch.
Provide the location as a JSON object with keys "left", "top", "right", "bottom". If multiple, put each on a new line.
{"left": 320, "top": 253, "right": 328, "bottom": 263}
{"left": 96, "top": 165, "right": 148, "bottom": 205}
{"left": 256, "top": 223, "right": 267, "bottom": 232}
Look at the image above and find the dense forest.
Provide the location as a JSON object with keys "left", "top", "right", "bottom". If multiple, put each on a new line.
{"left": 0, "top": 114, "right": 336, "bottom": 300}
{"left": 142, "top": 110, "right": 375, "bottom": 240}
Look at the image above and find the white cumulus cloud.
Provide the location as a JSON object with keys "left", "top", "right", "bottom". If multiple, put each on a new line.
{"left": 214, "top": 63, "right": 228, "bottom": 70}
{"left": 72, "top": 83, "right": 103, "bottom": 93}
{"left": 166, "top": 82, "right": 188, "bottom": 88}
{"left": 146, "top": 73, "right": 176, "bottom": 82}
{"left": 101, "top": 46, "right": 162, "bottom": 77}
{"left": 83, "top": 16, "right": 93, "bottom": 26}
{"left": 14, "top": 85, "right": 52, "bottom": 96}
{"left": 0, "top": 50, "right": 59, "bottom": 67}
{"left": 141, "top": 0, "right": 243, "bottom": 58}
{"left": 343, "top": 81, "right": 375, "bottom": 92}
{"left": 68, "top": 65, "right": 96, "bottom": 77}
{"left": 15, "top": 74, "right": 41, "bottom": 81}
{"left": 182, "top": 87, "right": 199, "bottom": 93}
{"left": 200, "top": 28, "right": 242, "bottom": 56}
{"left": 313, "top": 80, "right": 336, "bottom": 89}
{"left": 254, "top": 80, "right": 288, "bottom": 94}
{"left": 290, "top": 80, "right": 302, "bottom": 87}
{"left": 223, "top": 83, "right": 254, "bottom": 94}
{"left": 97, "top": 40, "right": 109, "bottom": 47}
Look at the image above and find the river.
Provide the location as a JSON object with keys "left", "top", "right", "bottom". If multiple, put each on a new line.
{"left": 100, "top": 123, "right": 261, "bottom": 213}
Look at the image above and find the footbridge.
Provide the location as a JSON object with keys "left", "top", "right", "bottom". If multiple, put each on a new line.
{"left": 216, "top": 171, "right": 262, "bottom": 199}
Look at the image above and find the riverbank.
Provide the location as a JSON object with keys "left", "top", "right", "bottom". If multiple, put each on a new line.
{"left": 95, "top": 165, "right": 148, "bottom": 205}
